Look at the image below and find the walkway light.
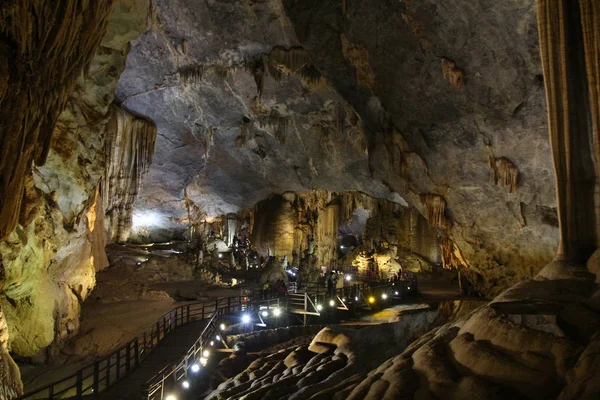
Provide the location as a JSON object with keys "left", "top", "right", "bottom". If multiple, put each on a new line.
{"left": 407, "top": 286, "right": 411, "bottom": 290}
{"left": 273, "top": 308, "right": 281, "bottom": 317}
{"left": 210, "top": 341, "right": 214, "bottom": 346}
{"left": 316, "top": 304, "right": 323, "bottom": 311}
{"left": 216, "top": 335, "right": 221, "bottom": 341}
{"left": 355, "top": 296, "right": 358, "bottom": 301}
{"left": 182, "top": 381, "right": 190, "bottom": 389}
{"left": 242, "top": 314, "right": 251, "bottom": 324}
{"left": 190, "top": 363, "right": 200, "bottom": 373}
{"left": 166, "top": 395, "right": 177, "bottom": 400}
{"left": 395, "top": 291, "right": 399, "bottom": 295}
{"left": 203, "top": 349, "right": 210, "bottom": 358}
{"left": 345, "top": 275, "right": 352, "bottom": 281}
{"left": 329, "top": 300, "right": 335, "bottom": 307}
{"left": 368, "top": 296, "right": 375, "bottom": 304}
{"left": 220, "top": 323, "right": 226, "bottom": 331}
{"left": 200, "top": 357, "right": 208, "bottom": 366}
{"left": 382, "top": 293, "right": 388, "bottom": 300}
{"left": 261, "top": 310, "right": 268, "bottom": 317}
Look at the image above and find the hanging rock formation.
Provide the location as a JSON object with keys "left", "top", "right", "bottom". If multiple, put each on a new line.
{"left": 103, "top": 105, "right": 157, "bottom": 243}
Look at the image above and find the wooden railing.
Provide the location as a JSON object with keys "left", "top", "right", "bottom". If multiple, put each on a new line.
{"left": 144, "top": 297, "right": 280, "bottom": 400}
{"left": 18, "top": 297, "right": 266, "bottom": 400}
{"left": 18, "top": 276, "right": 416, "bottom": 400}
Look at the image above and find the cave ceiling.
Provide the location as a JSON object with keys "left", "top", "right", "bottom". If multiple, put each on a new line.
{"left": 116, "top": 0, "right": 559, "bottom": 295}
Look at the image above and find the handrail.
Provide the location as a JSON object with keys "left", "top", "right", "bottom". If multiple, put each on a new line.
{"left": 18, "top": 295, "right": 256, "bottom": 400}
{"left": 144, "top": 297, "right": 280, "bottom": 400}
{"left": 18, "top": 277, "right": 413, "bottom": 400}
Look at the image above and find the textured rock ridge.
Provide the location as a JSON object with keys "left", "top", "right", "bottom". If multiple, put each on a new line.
{"left": 103, "top": 105, "right": 157, "bottom": 243}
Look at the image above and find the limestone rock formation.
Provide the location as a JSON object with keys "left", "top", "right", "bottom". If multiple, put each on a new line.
{"left": 103, "top": 104, "right": 157, "bottom": 243}
{"left": 0, "top": 0, "right": 151, "bottom": 364}
{"left": 111, "top": 0, "right": 560, "bottom": 297}
{"left": 247, "top": 191, "right": 439, "bottom": 276}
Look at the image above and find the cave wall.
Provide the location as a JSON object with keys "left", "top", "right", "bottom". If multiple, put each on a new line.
{"left": 282, "top": 0, "right": 560, "bottom": 296}
{"left": 249, "top": 190, "right": 439, "bottom": 276}
{"left": 110, "top": 0, "right": 563, "bottom": 297}
{"left": 0, "top": 0, "right": 151, "bottom": 363}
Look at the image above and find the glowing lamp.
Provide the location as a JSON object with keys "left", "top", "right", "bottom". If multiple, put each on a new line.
{"left": 382, "top": 293, "right": 388, "bottom": 300}
{"left": 368, "top": 296, "right": 375, "bottom": 304}
{"left": 273, "top": 308, "right": 281, "bottom": 317}
{"left": 182, "top": 381, "right": 190, "bottom": 389}
{"left": 190, "top": 363, "right": 200, "bottom": 373}
{"left": 329, "top": 300, "right": 335, "bottom": 307}
{"left": 242, "top": 314, "right": 251, "bottom": 324}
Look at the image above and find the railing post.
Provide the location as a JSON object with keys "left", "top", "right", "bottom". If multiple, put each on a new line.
{"left": 202, "top": 304, "right": 205, "bottom": 320}
{"left": 155, "top": 321, "right": 160, "bottom": 343}
{"left": 76, "top": 370, "right": 83, "bottom": 398}
{"left": 116, "top": 350, "right": 121, "bottom": 380}
{"left": 134, "top": 337, "right": 140, "bottom": 367}
{"left": 106, "top": 357, "right": 111, "bottom": 387}
{"left": 227, "top": 297, "right": 231, "bottom": 313}
{"left": 48, "top": 384, "right": 54, "bottom": 400}
{"left": 126, "top": 343, "right": 131, "bottom": 375}
{"left": 186, "top": 304, "right": 191, "bottom": 323}
{"left": 93, "top": 361, "right": 100, "bottom": 395}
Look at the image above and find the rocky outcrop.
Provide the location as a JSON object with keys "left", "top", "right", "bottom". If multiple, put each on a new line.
{"left": 103, "top": 105, "right": 157, "bottom": 243}
{"left": 247, "top": 191, "right": 439, "bottom": 276}
{"left": 0, "top": 0, "right": 151, "bottom": 367}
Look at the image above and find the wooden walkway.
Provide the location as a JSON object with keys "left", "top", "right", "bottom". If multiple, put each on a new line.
{"left": 96, "top": 320, "right": 207, "bottom": 400}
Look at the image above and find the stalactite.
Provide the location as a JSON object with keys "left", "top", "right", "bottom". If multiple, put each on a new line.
{"left": 181, "top": 39, "right": 189, "bottom": 54}
{"left": 340, "top": 34, "right": 376, "bottom": 88}
{"left": 491, "top": 157, "right": 519, "bottom": 193}
{"left": 266, "top": 46, "right": 326, "bottom": 87}
{"left": 103, "top": 105, "right": 157, "bottom": 243}
{"left": 341, "top": 0, "right": 347, "bottom": 17}
{"left": 214, "top": 63, "right": 231, "bottom": 84}
{"left": 419, "top": 193, "right": 448, "bottom": 228}
{"left": 0, "top": 0, "right": 117, "bottom": 240}
{"left": 236, "top": 119, "right": 252, "bottom": 148}
{"left": 439, "top": 236, "right": 462, "bottom": 270}
{"left": 179, "top": 65, "right": 206, "bottom": 85}
{"left": 442, "top": 58, "right": 465, "bottom": 89}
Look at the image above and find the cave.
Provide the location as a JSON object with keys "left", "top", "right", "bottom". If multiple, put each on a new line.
{"left": 1, "top": 0, "right": 600, "bottom": 399}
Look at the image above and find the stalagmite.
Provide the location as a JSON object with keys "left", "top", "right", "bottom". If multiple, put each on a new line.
{"left": 419, "top": 193, "right": 447, "bottom": 228}
{"left": 0, "top": 0, "right": 117, "bottom": 240}
{"left": 103, "top": 105, "right": 157, "bottom": 243}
